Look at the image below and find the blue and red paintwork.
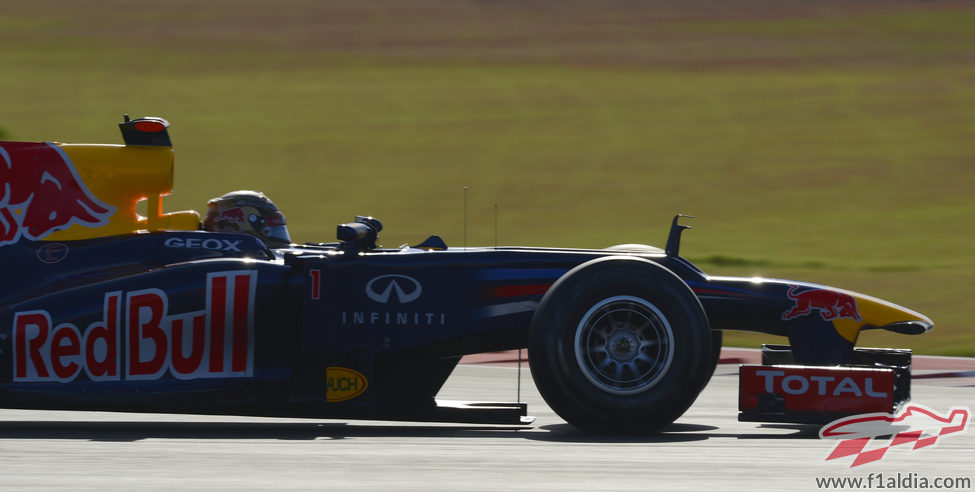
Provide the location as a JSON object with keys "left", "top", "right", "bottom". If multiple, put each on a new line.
{"left": 0, "top": 117, "right": 933, "bottom": 427}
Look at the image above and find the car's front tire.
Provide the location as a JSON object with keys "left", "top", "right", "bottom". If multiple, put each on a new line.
{"left": 528, "top": 257, "right": 712, "bottom": 433}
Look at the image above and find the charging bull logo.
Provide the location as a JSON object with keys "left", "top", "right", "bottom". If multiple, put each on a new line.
{"left": 0, "top": 142, "right": 115, "bottom": 246}
{"left": 819, "top": 403, "right": 970, "bottom": 467}
{"left": 12, "top": 271, "right": 256, "bottom": 382}
{"left": 216, "top": 207, "right": 245, "bottom": 223}
{"left": 781, "top": 285, "right": 861, "bottom": 322}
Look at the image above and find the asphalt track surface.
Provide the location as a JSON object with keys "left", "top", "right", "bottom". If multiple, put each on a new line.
{"left": 0, "top": 353, "right": 972, "bottom": 491}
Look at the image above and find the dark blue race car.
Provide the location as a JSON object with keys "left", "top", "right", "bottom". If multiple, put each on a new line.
{"left": 0, "top": 117, "right": 933, "bottom": 432}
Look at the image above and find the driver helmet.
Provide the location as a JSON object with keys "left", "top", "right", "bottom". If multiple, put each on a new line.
{"left": 203, "top": 190, "right": 291, "bottom": 246}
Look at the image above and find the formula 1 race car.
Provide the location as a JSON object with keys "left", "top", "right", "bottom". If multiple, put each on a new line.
{"left": 0, "top": 117, "right": 933, "bottom": 433}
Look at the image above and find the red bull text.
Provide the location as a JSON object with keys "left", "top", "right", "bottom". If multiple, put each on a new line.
{"left": 12, "top": 271, "right": 256, "bottom": 383}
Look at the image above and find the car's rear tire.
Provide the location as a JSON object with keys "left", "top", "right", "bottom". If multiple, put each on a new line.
{"left": 528, "top": 257, "right": 712, "bottom": 433}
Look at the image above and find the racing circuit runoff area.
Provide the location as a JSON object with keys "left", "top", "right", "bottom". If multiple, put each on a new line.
{"left": 0, "top": 349, "right": 972, "bottom": 491}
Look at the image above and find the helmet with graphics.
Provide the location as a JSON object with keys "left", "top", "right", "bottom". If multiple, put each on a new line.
{"left": 203, "top": 190, "right": 291, "bottom": 247}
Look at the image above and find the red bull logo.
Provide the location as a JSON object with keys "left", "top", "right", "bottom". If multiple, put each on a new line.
{"left": 0, "top": 142, "right": 115, "bottom": 246}
{"left": 12, "top": 270, "right": 255, "bottom": 383}
{"left": 820, "top": 403, "right": 970, "bottom": 467}
{"left": 781, "top": 285, "right": 861, "bottom": 322}
{"left": 216, "top": 207, "right": 245, "bottom": 223}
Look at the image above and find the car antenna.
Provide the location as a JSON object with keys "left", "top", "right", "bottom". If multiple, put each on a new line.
{"left": 463, "top": 186, "right": 469, "bottom": 249}
{"left": 517, "top": 347, "right": 523, "bottom": 405}
{"left": 494, "top": 203, "right": 498, "bottom": 249}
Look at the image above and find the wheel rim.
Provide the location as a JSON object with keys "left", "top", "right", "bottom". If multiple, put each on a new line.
{"left": 573, "top": 295, "right": 675, "bottom": 395}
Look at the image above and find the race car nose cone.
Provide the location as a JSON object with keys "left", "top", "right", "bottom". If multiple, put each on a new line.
{"left": 827, "top": 290, "right": 935, "bottom": 341}
{"left": 880, "top": 318, "right": 934, "bottom": 335}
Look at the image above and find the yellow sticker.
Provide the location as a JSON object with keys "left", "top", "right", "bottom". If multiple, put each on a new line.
{"left": 325, "top": 367, "right": 368, "bottom": 402}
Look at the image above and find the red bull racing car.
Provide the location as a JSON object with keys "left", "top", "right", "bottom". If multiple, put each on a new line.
{"left": 0, "top": 117, "right": 934, "bottom": 432}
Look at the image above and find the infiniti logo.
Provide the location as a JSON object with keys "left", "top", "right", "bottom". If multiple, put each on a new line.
{"left": 365, "top": 275, "right": 422, "bottom": 304}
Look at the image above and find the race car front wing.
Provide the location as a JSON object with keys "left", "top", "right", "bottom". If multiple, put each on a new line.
{"left": 739, "top": 344, "right": 912, "bottom": 424}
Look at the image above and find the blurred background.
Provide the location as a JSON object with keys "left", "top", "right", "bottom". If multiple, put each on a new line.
{"left": 2, "top": 0, "right": 972, "bottom": 354}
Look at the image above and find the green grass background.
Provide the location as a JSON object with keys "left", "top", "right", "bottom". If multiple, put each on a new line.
{"left": 2, "top": 1, "right": 973, "bottom": 354}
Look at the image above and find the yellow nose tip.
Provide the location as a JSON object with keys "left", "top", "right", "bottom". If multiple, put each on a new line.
{"left": 833, "top": 291, "right": 933, "bottom": 342}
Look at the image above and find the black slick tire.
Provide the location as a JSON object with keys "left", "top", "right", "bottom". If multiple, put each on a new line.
{"left": 528, "top": 256, "right": 712, "bottom": 433}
